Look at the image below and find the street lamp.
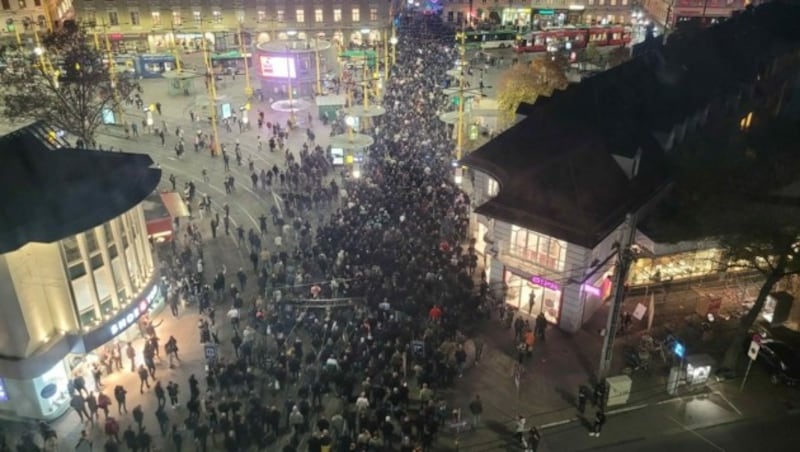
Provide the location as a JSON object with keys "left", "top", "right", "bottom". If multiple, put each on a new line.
{"left": 390, "top": 35, "right": 398, "bottom": 66}
{"left": 285, "top": 30, "right": 298, "bottom": 125}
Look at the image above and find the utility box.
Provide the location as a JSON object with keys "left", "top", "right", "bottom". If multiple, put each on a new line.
{"left": 606, "top": 375, "right": 633, "bottom": 407}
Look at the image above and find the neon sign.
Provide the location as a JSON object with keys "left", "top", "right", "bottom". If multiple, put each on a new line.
{"left": 109, "top": 285, "right": 158, "bottom": 337}
{"left": 582, "top": 284, "right": 602, "bottom": 297}
{"left": 530, "top": 275, "right": 560, "bottom": 291}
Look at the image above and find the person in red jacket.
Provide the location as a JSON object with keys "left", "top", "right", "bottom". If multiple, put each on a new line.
{"left": 104, "top": 416, "right": 120, "bottom": 443}
{"left": 429, "top": 305, "right": 442, "bottom": 322}
{"left": 97, "top": 392, "right": 112, "bottom": 420}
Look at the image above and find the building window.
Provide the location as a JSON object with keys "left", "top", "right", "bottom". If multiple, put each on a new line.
{"left": 130, "top": 11, "right": 140, "bottom": 26}
{"left": 277, "top": 9, "right": 284, "bottom": 22}
{"left": 193, "top": 11, "right": 201, "bottom": 26}
{"left": 352, "top": 7, "right": 360, "bottom": 22}
{"left": 151, "top": 11, "right": 161, "bottom": 27}
{"left": 487, "top": 178, "right": 499, "bottom": 197}
{"left": 108, "top": 11, "right": 118, "bottom": 26}
{"left": 588, "top": 0, "right": 594, "bottom": 4}
{"left": 447, "top": 11, "right": 453, "bottom": 22}
{"left": 257, "top": 10, "right": 266, "bottom": 23}
{"left": 296, "top": 8, "right": 304, "bottom": 23}
{"left": 85, "top": 230, "right": 99, "bottom": 254}
{"left": 599, "top": 0, "right": 605, "bottom": 5}
{"left": 212, "top": 10, "right": 222, "bottom": 24}
{"left": 509, "top": 225, "right": 567, "bottom": 271}
{"left": 504, "top": 270, "right": 562, "bottom": 324}
{"left": 172, "top": 11, "right": 181, "bottom": 26}
{"left": 2, "top": 0, "right": 10, "bottom": 11}
{"left": 34, "top": 0, "right": 40, "bottom": 6}
{"left": 370, "top": 8, "right": 378, "bottom": 21}
{"left": 333, "top": 8, "right": 342, "bottom": 22}
{"left": 18, "top": 0, "right": 25, "bottom": 9}
{"left": 315, "top": 8, "right": 323, "bottom": 23}
{"left": 62, "top": 236, "right": 81, "bottom": 263}
{"left": 622, "top": 0, "right": 628, "bottom": 4}
{"left": 610, "top": 0, "right": 616, "bottom": 5}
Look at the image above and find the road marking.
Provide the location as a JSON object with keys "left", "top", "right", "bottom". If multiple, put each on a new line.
{"left": 656, "top": 396, "right": 685, "bottom": 405}
{"left": 540, "top": 417, "right": 577, "bottom": 429}
{"left": 712, "top": 390, "right": 743, "bottom": 417}
{"left": 607, "top": 403, "right": 648, "bottom": 415}
{"left": 666, "top": 416, "right": 726, "bottom": 452}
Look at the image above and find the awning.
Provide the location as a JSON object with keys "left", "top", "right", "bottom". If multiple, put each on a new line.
{"left": 160, "top": 191, "right": 190, "bottom": 218}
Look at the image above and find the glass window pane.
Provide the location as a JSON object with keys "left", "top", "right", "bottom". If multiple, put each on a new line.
{"left": 90, "top": 254, "right": 103, "bottom": 270}
{"left": 62, "top": 236, "right": 81, "bottom": 262}
{"left": 100, "top": 298, "right": 114, "bottom": 316}
{"left": 94, "top": 268, "right": 111, "bottom": 302}
{"left": 69, "top": 263, "right": 87, "bottom": 280}
{"left": 79, "top": 310, "right": 97, "bottom": 326}
{"left": 71, "top": 276, "right": 94, "bottom": 313}
{"left": 111, "top": 258, "right": 125, "bottom": 289}
{"left": 85, "top": 230, "right": 99, "bottom": 253}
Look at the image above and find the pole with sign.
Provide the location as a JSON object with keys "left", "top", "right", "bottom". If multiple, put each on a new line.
{"left": 740, "top": 335, "right": 761, "bottom": 391}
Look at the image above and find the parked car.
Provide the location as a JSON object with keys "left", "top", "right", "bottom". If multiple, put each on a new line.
{"left": 755, "top": 339, "right": 800, "bottom": 386}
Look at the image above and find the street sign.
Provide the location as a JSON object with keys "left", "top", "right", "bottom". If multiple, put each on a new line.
{"left": 747, "top": 340, "right": 760, "bottom": 361}
{"left": 204, "top": 343, "right": 218, "bottom": 361}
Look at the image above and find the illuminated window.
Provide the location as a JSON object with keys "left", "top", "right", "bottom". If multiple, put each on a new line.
{"left": 151, "top": 11, "right": 161, "bottom": 27}
{"left": 296, "top": 8, "right": 304, "bottom": 23}
{"left": 172, "top": 11, "right": 181, "bottom": 26}
{"left": 130, "top": 11, "right": 140, "bottom": 26}
{"left": 257, "top": 10, "right": 266, "bottom": 23}
{"left": 370, "top": 8, "right": 378, "bottom": 21}
{"left": 509, "top": 225, "right": 567, "bottom": 271}
{"left": 599, "top": 0, "right": 605, "bottom": 5}
{"left": 277, "top": 9, "right": 285, "bottom": 22}
{"left": 740, "top": 112, "right": 753, "bottom": 130}
{"left": 193, "top": 11, "right": 201, "bottom": 25}
{"left": 315, "top": 8, "right": 323, "bottom": 22}
{"left": 487, "top": 178, "right": 499, "bottom": 197}
{"left": 18, "top": 0, "right": 25, "bottom": 9}
{"left": 212, "top": 10, "right": 222, "bottom": 24}
{"left": 610, "top": 0, "right": 616, "bottom": 6}
{"left": 352, "top": 7, "right": 360, "bottom": 22}
{"left": 333, "top": 8, "right": 342, "bottom": 22}
{"left": 622, "top": 0, "right": 628, "bottom": 4}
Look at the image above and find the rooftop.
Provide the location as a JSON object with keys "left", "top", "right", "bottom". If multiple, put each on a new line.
{"left": 463, "top": 1, "right": 800, "bottom": 249}
{"left": 0, "top": 122, "right": 161, "bottom": 254}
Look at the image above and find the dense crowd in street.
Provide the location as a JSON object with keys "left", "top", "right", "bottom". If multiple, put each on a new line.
{"left": 6, "top": 11, "right": 541, "bottom": 452}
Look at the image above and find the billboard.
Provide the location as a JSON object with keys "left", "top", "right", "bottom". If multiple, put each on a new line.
{"left": 259, "top": 55, "right": 296, "bottom": 78}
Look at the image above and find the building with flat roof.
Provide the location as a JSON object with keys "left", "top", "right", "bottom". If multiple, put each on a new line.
{"left": 0, "top": 122, "right": 161, "bottom": 419}
{"left": 462, "top": 1, "right": 800, "bottom": 333}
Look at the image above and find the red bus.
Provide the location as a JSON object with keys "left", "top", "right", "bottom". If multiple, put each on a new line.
{"left": 515, "top": 26, "right": 631, "bottom": 53}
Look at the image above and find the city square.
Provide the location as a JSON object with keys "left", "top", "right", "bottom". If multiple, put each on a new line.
{"left": 2, "top": 1, "right": 800, "bottom": 452}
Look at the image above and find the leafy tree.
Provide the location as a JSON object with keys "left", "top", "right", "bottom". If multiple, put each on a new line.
{"left": 606, "top": 45, "right": 631, "bottom": 68}
{"left": 649, "top": 118, "right": 800, "bottom": 371}
{"left": 581, "top": 42, "right": 602, "bottom": 66}
{"left": 497, "top": 54, "right": 568, "bottom": 126}
{"left": 0, "top": 25, "right": 135, "bottom": 145}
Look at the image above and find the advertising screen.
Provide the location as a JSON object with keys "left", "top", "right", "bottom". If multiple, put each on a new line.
{"left": 259, "top": 56, "right": 296, "bottom": 78}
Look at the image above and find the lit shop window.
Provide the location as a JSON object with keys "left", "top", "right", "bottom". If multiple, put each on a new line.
{"left": 509, "top": 225, "right": 567, "bottom": 271}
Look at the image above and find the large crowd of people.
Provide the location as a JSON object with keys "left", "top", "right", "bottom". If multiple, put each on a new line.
{"left": 6, "top": 11, "right": 511, "bottom": 452}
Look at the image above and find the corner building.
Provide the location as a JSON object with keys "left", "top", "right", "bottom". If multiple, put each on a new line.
{"left": 0, "top": 123, "right": 162, "bottom": 420}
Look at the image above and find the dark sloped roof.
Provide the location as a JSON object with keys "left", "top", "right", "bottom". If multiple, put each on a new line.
{"left": 0, "top": 122, "right": 161, "bottom": 254}
{"left": 464, "top": 1, "right": 800, "bottom": 249}
{"left": 465, "top": 116, "right": 669, "bottom": 248}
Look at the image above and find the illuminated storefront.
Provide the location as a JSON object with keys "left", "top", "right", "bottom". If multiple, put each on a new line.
{"left": 502, "top": 8, "right": 532, "bottom": 28}
{"left": 628, "top": 248, "right": 733, "bottom": 286}
{"left": 504, "top": 270, "right": 563, "bottom": 324}
{"left": 0, "top": 123, "right": 161, "bottom": 420}
{"left": 255, "top": 39, "right": 337, "bottom": 98}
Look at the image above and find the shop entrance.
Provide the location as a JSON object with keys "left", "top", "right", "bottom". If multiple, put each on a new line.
{"left": 504, "top": 270, "right": 561, "bottom": 324}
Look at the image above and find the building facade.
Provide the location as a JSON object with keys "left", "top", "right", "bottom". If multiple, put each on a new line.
{"left": 463, "top": 2, "right": 800, "bottom": 333}
{"left": 0, "top": 0, "right": 75, "bottom": 44}
{"left": 71, "top": 0, "right": 392, "bottom": 55}
{"left": 441, "top": 0, "right": 634, "bottom": 28}
{"left": 641, "top": 0, "right": 748, "bottom": 27}
{"left": 0, "top": 123, "right": 162, "bottom": 420}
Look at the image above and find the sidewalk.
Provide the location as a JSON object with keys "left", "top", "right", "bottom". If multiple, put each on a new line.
{"left": 432, "top": 274, "right": 793, "bottom": 450}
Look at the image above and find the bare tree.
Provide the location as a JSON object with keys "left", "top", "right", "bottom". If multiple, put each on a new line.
{"left": 0, "top": 25, "right": 135, "bottom": 145}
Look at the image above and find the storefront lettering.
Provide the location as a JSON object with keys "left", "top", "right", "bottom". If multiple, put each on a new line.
{"left": 109, "top": 286, "right": 159, "bottom": 337}
{"left": 530, "top": 275, "right": 560, "bottom": 291}
{"left": 582, "top": 284, "right": 602, "bottom": 297}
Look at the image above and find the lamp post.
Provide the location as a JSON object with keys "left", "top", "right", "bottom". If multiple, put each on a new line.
{"left": 102, "top": 19, "right": 124, "bottom": 124}
{"left": 171, "top": 25, "right": 183, "bottom": 73}
{"left": 383, "top": 28, "right": 389, "bottom": 81}
{"left": 360, "top": 28, "right": 370, "bottom": 111}
{"left": 286, "top": 30, "right": 298, "bottom": 126}
{"left": 238, "top": 21, "right": 253, "bottom": 98}
{"left": 200, "top": 20, "right": 220, "bottom": 156}
{"left": 390, "top": 25, "right": 398, "bottom": 66}
{"left": 314, "top": 38, "right": 323, "bottom": 96}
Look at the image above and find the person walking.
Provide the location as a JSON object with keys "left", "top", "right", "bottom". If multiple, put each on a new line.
{"left": 97, "top": 392, "right": 112, "bottom": 419}
{"left": 70, "top": 393, "right": 90, "bottom": 423}
{"left": 473, "top": 337, "right": 484, "bottom": 364}
{"left": 132, "top": 404, "right": 145, "bottom": 430}
{"left": 138, "top": 364, "right": 151, "bottom": 393}
{"left": 468, "top": 395, "right": 483, "bottom": 428}
{"left": 577, "top": 385, "right": 588, "bottom": 414}
{"left": 75, "top": 430, "right": 92, "bottom": 452}
{"left": 167, "top": 381, "right": 180, "bottom": 409}
{"left": 113, "top": 385, "right": 127, "bottom": 414}
{"left": 514, "top": 415, "right": 527, "bottom": 444}
{"left": 154, "top": 381, "right": 166, "bottom": 409}
{"left": 525, "top": 426, "right": 541, "bottom": 452}
{"left": 125, "top": 342, "right": 136, "bottom": 372}
{"left": 589, "top": 410, "right": 606, "bottom": 437}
